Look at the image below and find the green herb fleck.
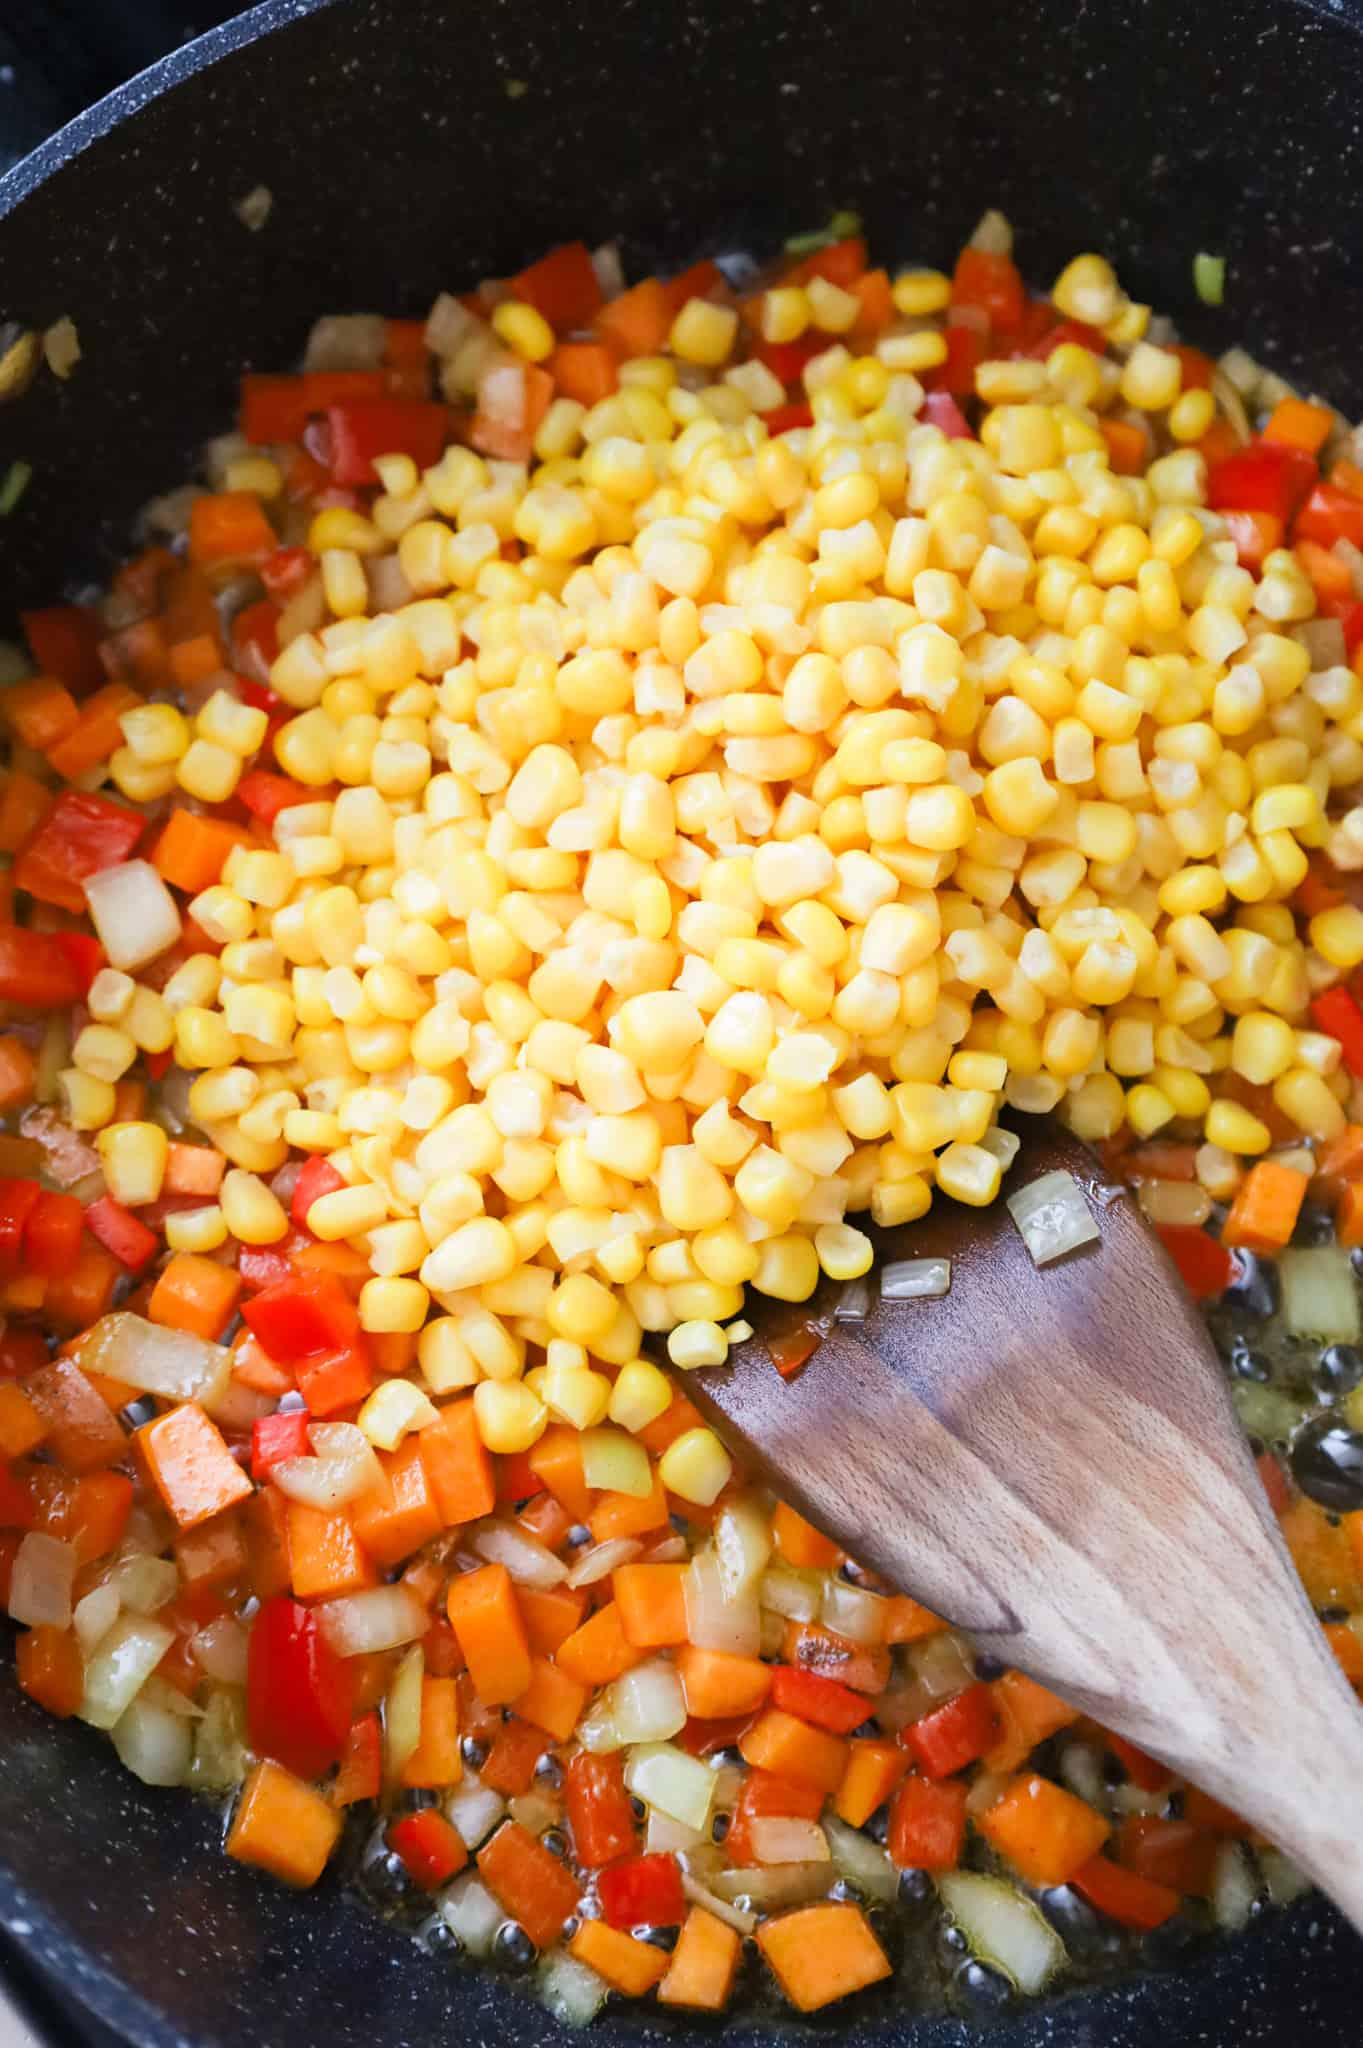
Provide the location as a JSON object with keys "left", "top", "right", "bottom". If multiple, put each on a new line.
{"left": 0, "top": 460, "right": 31, "bottom": 516}
{"left": 504, "top": 77, "right": 528, "bottom": 100}
{"left": 784, "top": 210, "right": 862, "bottom": 257}
{"left": 1194, "top": 252, "right": 1226, "bottom": 307}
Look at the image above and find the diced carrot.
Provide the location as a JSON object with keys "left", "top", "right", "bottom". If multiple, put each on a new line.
{"left": 756, "top": 1902, "right": 891, "bottom": 2013}
{"left": 352, "top": 1439, "right": 443, "bottom": 1568}
{"left": 983, "top": 1670, "right": 1080, "bottom": 1772}
{"left": 1337, "top": 1183, "right": 1363, "bottom": 1251}
{"left": 15, "top": 1625, "right": 84, "bottom": 1717}
{"left": 613, "top": 1560, "right": 689, "bottom": 1646}
{"left": 152, "top": 810, "right": 250, "bottom": 895}
{"left": 388, "top": 1808, "right": 467, "bottom": 1889}
{"left": 554, "top": 1599, "right": 646, "bottom": 1687}
{"left": 517, "top": 1581, "right": 588, "bottom": 1656}
{"left": 550, "top": 340, "right": 619, "bottom": 406}
{"left": 658, "top": 1905, "right": 742, "bottom": 2011}
{"left": 0, "top": 771, "right": 52, "bottom": 854}
{"left": 331, "top": 1712, "right": 383, "bottom": 1806}
{"left": 242, "top": 1486, "right": 292, "bottom": 1601}
{"left": 174, "top": 1508, "right": 247, "bottom": 1588}
{"left": 446, "top": 1562, "right": 532, "bottom": 1704}
{"left": 635, "top": 1390, "right": 706, "bottom": 1457}
{"left": 47, "top": 685, "right": 141, "bottom": 780}
{"left": 510, "top": 241, "right": 603, "bottom": 332}
{"left": 110, "top": 1078, "right": 146, "bottom": 1124}
{"left": 0, "top": 1384, "right": 47, "bottom": 1460}
{"left": 43, "top": 1243, "right": 120, "bottom": 1332}
{"left": 1099, "top": 417, "right": 1148, "bottom": 475}
{"left": 226, "top": 1759, "right": 342, "bottom": 1887}
{"left": 1291, "top": 1498, "right": 1363, "bottom": 1609}
{"left": 2, "top": 678, "right": 80, "bottom": 753}
{"left": 527, "top": 1424, "right": 590, "bottom": 1520}
{"left": 419, "top": 1398, "right": 496, "bottom": 1525}
{"left": 67, "top": 1471, "right": 134, "bottom": 1565}
{"left": 1072, "top": 1853, "right": 1179, "bottom": 1930}
{"left": 23, "top": 1359, "right": 126, "bottom": 1472}
{"left": 740, "top": 1708, "right": 847, "bottom": 1794}
{"left": 772, "top": 1500, "right": 842, "bottom": 1570}
{"left": 724, "top": 1769, "right": 824, "bottom": 1864}
{"left": 1222, "top": 1159, "right": 1310, "bottom": 1252}
{"left": 138, "top": 1402, "right": 253, "bottom": 1531}
{"left": 147, "top": 1253, "right": 243, "bottom": 1340}
{"left": 780, "top": 1621, "right": 891, "bottom": 1695}
{"left": 852, "top": 268, "right": 894, "bottom": 335}
{"left": 163, "top": 1143, "right": 227, "bottom": 1198}
{"left": 285, "top": 1502, "right": 376, "bottom": 1598}
{"left": 881, "top": 1595, "right": 948, "bottom": 1644}
{"left": 1298, "top": 535, "right": 1354, "bottom": 604}
{"left": 1262, "top": 395, "right": 1334, "bottom": 454}
{"left": 594, "top": 277, "right": 673, "bottom": 358}
{"left": 367, "top": 1330, "right": 417, "bottom": 1378}
{"left": 189, "top": 492, "right": 276, "bottom": 567}
{"left": 1116, "top": 1815, "right": 1218, "bottom": 1896}
{"left": 168, "top": 634, "right": 225, "bottom": 688}
{"left": 477, "top": 1820, "right": 581, "bottom": 1949}
{"left": 588, "top": 1468, "right": 669, "bottom": 1544}
{"left": 516, "top": 1488, "right": 573, "bottom": 1551}
{"left": 510, "top": 1653, "right": 587, "bottom": 1741}
{"left": 230, "top": 1330, "right": 294, "bottom": 1397}
{"left": 674, "top": 1643, "right": 773, "bottom": 1720}
{"left": 1104, "top": 1731, "right": 1172, "bottom": 1793}
{"left": 480, "top": 1714, "right": 549, "bottom": 1796}
{"left": 568, "top": 1920, "right": 668, "bottom": 1997}
{"left": 1181, "top": 1785, "right": 1253, "bottom": 1837}
{"left": 834, "top": 1738, "right": 909, "bottom": 1829}
{"left": 980, "top": 1771, "right": 1111, "bottom": 1886}
{"left": 401, "top": 1674, "right": 463, "bottom": 1788}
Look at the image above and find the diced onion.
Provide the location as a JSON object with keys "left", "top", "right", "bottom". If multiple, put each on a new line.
{"left": 1058, "top": 1739, "right": 1106, "bottom": 1809}
{"left": 112, "top": 1693, "right": 194, "bottom": 1787}
{"left": 539, "top": 1951, "right": 609, "bottom": 2030}
{"left": 384, "top": 1642, "right": 425, "bottom": 1779}
{"left": 1212, "top": 1840, "right": 1258, "bottom": 1930}
{"left": 1259, "top": 1847, "right": 1311, "bottom": 1906}
{"left": 684, "top": 1545, "right": 760, "bottom": 1657}
{"left": 877, "top": 1630, "right": 976, "bottom": 1728}
{"left": 190, "top": 1617, "right": 250, "bottom": 1685}
{"left": 509, "top": 1787, "right": 557, "bottom": 1835}
{"left": 81, "top": 1314, "right": 231, "bottom": 1410}
{"left": 273, "top": 1419, "right": 383, "bottom": 1509}
{"left": 567, "top": 1537, "right": 641, "bottom": 1588}
{"left": 425, "top": 292, "right": 483, "bottom": 360}
{"left": 748, "top": 1817, "right": 829, "bottom": 1864}
{"left": 42, "top": 317, "right": 80, "bottom": 380}
{"left": 474, "top": 1520, "right": 568, "bottom": 1589}
{"left": 680, "top": 1871, "right": 755, "bottom": 1935}
{"left": 440, "top": 1874, "right": 505, "bottom": 1955}
{"left": 1007, "top": 1169, "right": 1100, "bottom": 1267}
{"left": 445, "top": 1774, "right": 507, "bottom": 1849}
{"left": 317, "top": 1585, "right": 430, "bottom": 1657}
{"left": 759, "top": 1563, "right": 824, "bottom": 1624}
{"left": 624, "top": 1742, "right": 716, "bottom": 1831}
{"left": 967, "top": 1770, "right": 1014, "bottom": 1819}
{"left": 591, "top": 242, "right": 625, "bottom": 299}
{"left": 190, "top": 1688, "right": 247, "bottom": 1791}
{"left": 108, "top": 1552, "right": 179, "bottom": 1616}
{"left": 646, "top": 1808, "right": 705, "bottom": 1854}
{"left": 936, "top": 1872, "right": 1067, "bottom": 1995}
{"left": 824, "top": 1816, "right": 899, "bottom": 1901}
{"left": 73, "top": 1583, "right": 120, "bottom": 1655}
{"left": 1279, "top": 1247, "right": 1361, "bottom": 1343}
{"left": 819, "top": 1575, "right": 887, "bottom": 1646}
{"left": 9, "top": 1532, "right": 76, "bottom": 1628}
{"left": 575, "top": 1695, "right": 625, "bottom": 1753}
{"left": 880, "top": 1258, "right": 951, "bottom": 1301}
{"left": 303, "top": 313, "right": 386, "bottom": 373}
{"left": 83, "top": 862, "right": 182, "bottom": 972}
{"left": 715, "top": 1494, "right": 772, "bottom": 1602}
{"left": 610, "top": 1658, "right": 687, "bottom": 1745}
{"left": 580, "top": 1426, "right": 652, "bottom": 1497}
{"left": 710, "top": 1863, "right": 833, "bottom": 1909}
{"left": 79, "top": 1615, "right": 175, "bottom": 1730}
{"left": 834, "top": 1278, "right": 873, "bottom": 1322}
{"left": 1296, "top": 617, "right": 1348, "bottom": 671}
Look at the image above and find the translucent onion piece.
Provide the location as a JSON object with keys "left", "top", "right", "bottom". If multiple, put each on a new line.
{"left": 575, "top": 1695, "right": 625, "bottom": 1754}
{"left": 1297, "top": 617, "right": 1348, "bottom": 671}
{"left": 624, "top": 1742, "right": 716, "bottom": 1832}
{"left": 759, "top": 1563, "right": 825, "bottom": 1624}
{"left": 319, "top": 1586, "right": 429, "bottom": 1658}
{"left": 83, "top": 862, "right": 182, "bottom": 972}
{"left": 824, "top": 1816, "right": 899, "bottom": 1901}
{"left": 579, "top": 1427, "right": 651, "bottom": 1498}
{"left": 819, "top": 1575, "right": 887, "bottom": 1647}
{"left": 1058, "top": 1739, "right": 1106, "bottom": 1809}
{"left": 646, "top": 1808, "right": 705, "bottom": 1855}
{"left": 684, "top": 1546, "right": 760, "bottom": 1657}
{"left": 714, "top": 1494, "right": 772, "bottom": 1603}
{"left": 112, "top": 1693, "right": 194, "bottom": 1787}
{"left": 610, "top": 1659, "right": 687, "bottom": 1745}
{"left": 272, "top": 1422, "right": 382, "bottom": 1510}
{"left": 1212, "top": 1841, "right": 1258, "bottom": 1931}
{"left": 747, "top": 1817, "right": 830, "bottom": 1865}
{"left": 1006, "top": 1169, "right": 1100, "bottom": 1267}
{"left": 191, "top": 1617, "right": 250, "bottom": 1686}
{"left": 9, "top": 1532, "right": 76, "bottom": 1629}
{"left": 79, "top": 1615, "right": 175, "bottom": 1730}
{"left": 81, "top": 1314, "right": 230, "bottom": 1410}
{"left": 73, "top": 1583, "right": 121, "bottom": 1656}
{"left": 303, "top": 313, "right": 387, "bottom": 373}
{"left": 189, "top": 1688, "right": 248, "bottom": 1792}
{"left": 539, "top": 1952, "right": 609, "bottom": 2030}
{"left": 440, "top": 1876, "right": 504, "bottom": 1957}
{"left": 567, "top": 1537, "right": 641, "bottom": 1589}
{"left": 425, "top": 292, "right": 483, "bottom": 361}
{"left": 508, "top": 1788, "right": 557, "bottom": 1836}
{"left": 834, "top": 1278, "right": 872, "bottom": 1323}
{"left": 880, "top": 1257, "right": 951, "bottom": 1301}
{"left": 710, "top": 1863, "right": 833, "bottom": 1909}
{"left": 936, "top": 1873, "right": 1066, "bottom": 1996}
{"left": 1279, "top": 1247, "right": 1362, "bottom": 1343}
{"left": 384, "top": 1642, "right": 425, "bottom": 1779}
{"left": 445, "top": 1775, "right": 507, "bottom": 1850}
{"left": 474, "top": 1520, "right": 569, "bottom": 1590}
{"left": 109, "top": 1552, "right": 179, "bottom": 1616}
{"left": 680, "top": 1872, "right": 755, "bottom": 1935}
{"left": 591, "top": 242, "right": 625, "bottom": 299}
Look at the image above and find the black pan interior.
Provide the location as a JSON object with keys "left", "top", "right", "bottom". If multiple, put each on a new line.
{"left": 3, "top": 0, "right": 1363, "bottom": 2039}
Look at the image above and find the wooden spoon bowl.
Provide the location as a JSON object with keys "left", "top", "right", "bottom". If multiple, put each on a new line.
{"left": 684, "top": 1118, "right": 1363, "bottom": 1930}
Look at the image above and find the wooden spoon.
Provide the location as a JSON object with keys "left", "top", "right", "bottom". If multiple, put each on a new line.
{"left": 684, "top": 1117, "right": 1363, "bottom": 1932}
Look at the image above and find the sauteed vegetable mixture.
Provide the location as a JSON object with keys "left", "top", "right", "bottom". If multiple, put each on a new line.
{"left": 4, "top": 212, "right": 1363, "bottom": 2023}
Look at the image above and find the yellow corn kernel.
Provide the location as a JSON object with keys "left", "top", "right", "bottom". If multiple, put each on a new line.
{"left": 1204, "top": 1098, "right": 1272, "bottom": 1154}
{"left": 608, "top": 1357, "right": 673, "bottom": 1433}
{"left": 72, "top": 1024, "right": 137, "bottom": 1084}
{"left": 164, "top": 1207, "right": 229, "bottom": 1254}
{"left": 58, "top": 1070, "right": 116, "bottom": 1131}
{"left": 120, "top": 702, "right": 190, "bottom": 765}
{"left": 936, "top": 1141, "right": 1004, "bottom": 1206}
{"left": 96, "top": 1121, "right": 168, "bottom": 1206}
{"left": 177, "top": 738, "right": 242, "bottom": 803}
{"left": 357, "top": 1278, "right": 432, "bottom": 1338}
{"left": 197, "top": 690, "right": 269, "bottom": 757}
{"left": 670, "top": 298, "right": 738, "bottom": 367}
{"left": 1119, "top": 342, "right": 1182, "bottom": 410}
{"left": 1230, "top": 1012, "right": 1298, "bottom": 1085}
{"left": 220, "top": 1168, "right": 290, "bottom": 1245}
{"left": 667, "top": 1320, "right": 729, "bottom": 1369}
{"left": 658, "top": 1425, "right": 732, "bottom": 1505}
{"left": 491, "top": 298, "right": 556, "bottom": 362}
{"left": 473, "top": 1378, "right": 547, "bottom": 1455}
{"left": 1310, "top": 905, "right": 1363, "bottom": 969}
{"left": 306, "top": 1181, "right": 388, "bottom": 1240}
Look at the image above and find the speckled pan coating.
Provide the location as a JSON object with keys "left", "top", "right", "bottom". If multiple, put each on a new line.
{"left": 1, "top": 0, "right": 1363, "bottom": 2041}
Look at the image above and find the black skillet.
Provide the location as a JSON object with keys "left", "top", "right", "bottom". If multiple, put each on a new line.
{"left": 3, "top": 0, "right": 1363, "bottom": 2040}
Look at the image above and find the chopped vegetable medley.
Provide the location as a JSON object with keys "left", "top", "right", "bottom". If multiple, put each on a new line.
{"left": 3, "top": 207, "right": 1363, "bottom": 2022}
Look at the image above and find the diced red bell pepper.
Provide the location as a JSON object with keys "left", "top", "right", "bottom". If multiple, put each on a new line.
{"left": 791, "top": 237, "right": 868, "bottom": 292}
{"left": 925, "top": 325, "right": 985, "bottom": 399}
{"left": 1222, "top": 508, "right": 1284, "bottom": 574}
{"left": 1206, "top": 441, "right": 1318, "bottom": 526}
{"left": 0, "top": 1179, "right": 42, "bottom": 1271}
{"left": 246, "top": 1595, "right": 356, "bottom": 1782}
{"left": 237, "top": 1243, "right": 297, "bottom": 1294}
{"left": 20, "top": 605, "right": 106, "bottom": 697}
{"left": 1257, "top": 1448, "right": 1292, "bottom": 1517}
{"left": 239, "top": 369, "right": 390, "bottom": 446}
{"left": 1103, "top": 1732, "right": 1172, "bottom": 1793}
{"left": 0, "top": 1327, "right": 51, "bottom": 1381}
{"left": 597, "top": 1851, "right": 685, "bottom": 1930}
{"left": 291, "top": 1156, "right": 347, "bottom": 1234}
{"left": 84, "top": 1197, "right": 160, "bottom": 1274}
{"left": 951, "top": 245, "right": 1026, "bottom": 333}
{"left": 754, "top": 333, "right": 829, "bottom": 387}
{"left": 1295, "top": 481, "right": 1363, "bottom": 551}
{"left": 1116, "top": 1815, "right": 1218, "bottom": 1897}
{"left": 389, "top": 1809, "right": 468, "bottom": 1890}
{"left": 1072, "top": 1854, "right": 1179, "bottom": 1931}
{"left": 1024, "top": 318, "right": 1105, "bottom": 361}
{"left": 509, "top": 241, "right": 605, "bottom": 332}
{"left": 243, "top": 1270, "right": 362, "bottom": 1362}
{"left": 563, "top": 1751, "right": 637, "bottom": 1869}
{"left": 1339, "top": 600, "right": 1363, "bottom": 657}
{"left": 901, "top": 1681, "right": 1000, "bottom": 1778}
{"left": 332, "top": 1710, "right": 383, "bottom": 1806}
{"left": 295, "top": 1345, "right": 375, "bottom": 1418}
{"left": 0, "top": 1461, "right": 35, "bottom": 1530}
{"left": 326, "top": 400, "right": 450, "bottom": 488}
{"left": 921, "top": 390, "right": 975, "bottom": 439}
{"left": 251, "top": 1409, "right": 312, "bottom": 1482}
{"left": 769, "top": 1664, "right": 871, "bottom": 1735}
{"left": 231, "top": 599, "right": 281, "bottom": 674}
{"left": 22, "top": 1192, "right": 85, "bottom": 1278}
{"left": 1171, "top": 344, "right": 1215, "bottom": 391}
{"left": 1312, "top": 985, "right": 1363, "bottom": 1077}
{"left": 0, "top": 926, "right": 89, "bottom": 1008}
{"left": 888, "top": 1773, "right": 968, "bottom": 1871}
{"left": 50, "top": 931, "right": 104, "bottom": 997}
{"left": 236, "top": 769, "right": 318, "bottom": 826}
{"left": 14, "top": 791, "right": 145, "bottom": 914}
{"left": 259, "top": 546, "right": 315, "bottom": 601}
{"left": 676, "top": 1711, "right": 758, "bottom": 1756}
{"left": 724, "top": 1770, "right": 825, "bottom": 1866}
{"left": 1156, "top": 1225, "right": 1234, "bottom": 1301}
{"left": 762, "top": 402, "right": 814, "bottom": 435}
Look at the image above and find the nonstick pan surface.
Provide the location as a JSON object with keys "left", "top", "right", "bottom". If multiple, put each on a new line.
{"left": 3, "top": 0, "right": 1363, "bottom": 2040}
